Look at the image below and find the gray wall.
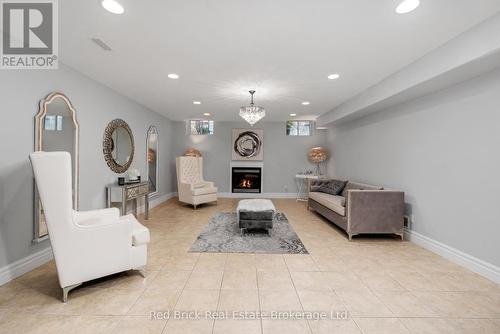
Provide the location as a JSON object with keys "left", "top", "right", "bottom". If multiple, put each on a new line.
{"left": 171, "top": 121, "right": 328, "bottom": 194}
{"left": 327, "top": 68, "right": 500, "bottom": 267}
{"left": 0, "top": 64, "right": 174, "bottom": 269}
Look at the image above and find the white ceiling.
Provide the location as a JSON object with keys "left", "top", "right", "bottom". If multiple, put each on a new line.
{"left": 60, "top": 0, "right": 500, "bottom": 121}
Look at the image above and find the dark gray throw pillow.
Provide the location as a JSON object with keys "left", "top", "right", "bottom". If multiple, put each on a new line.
{"left": 311, "top": 179, "right": 347, "bottom": 196}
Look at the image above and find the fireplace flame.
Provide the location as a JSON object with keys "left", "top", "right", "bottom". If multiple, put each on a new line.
{"left": 239, "top": 179, "right": 253, "bottom": 188}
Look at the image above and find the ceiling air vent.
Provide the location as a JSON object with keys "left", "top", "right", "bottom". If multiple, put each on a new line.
{"left": 91, "top": 38, "right": 112, "bottom": 51}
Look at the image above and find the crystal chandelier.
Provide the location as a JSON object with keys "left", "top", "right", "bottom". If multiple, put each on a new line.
{"left": 239, "top": 90, "right": 265, "bottom": 126}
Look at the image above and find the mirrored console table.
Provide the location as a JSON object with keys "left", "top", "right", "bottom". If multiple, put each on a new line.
{"left": 106, "top": 182, "right": 149, "bottom": 219}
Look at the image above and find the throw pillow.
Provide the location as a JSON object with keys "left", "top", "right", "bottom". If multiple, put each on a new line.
{"left": 311, "top": 180, "right": 347, "bottom": 196}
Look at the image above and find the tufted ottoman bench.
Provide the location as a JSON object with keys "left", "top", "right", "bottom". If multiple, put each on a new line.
{"left": 237, "top": 199, "right": 275, "bottom": 235}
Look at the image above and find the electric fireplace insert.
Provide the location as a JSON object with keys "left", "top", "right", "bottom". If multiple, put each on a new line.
{"left": 232, "top": 167, "right": 262, "bottom": 193}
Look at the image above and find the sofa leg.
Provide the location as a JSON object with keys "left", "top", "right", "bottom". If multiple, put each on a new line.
{"left": 348, "top": 233, "right": 353, "bottom": 241}
{"left": 136, "top": 266, "right": 147, "bottom": 278}
{"left": 62, "top": 283, "right": 82, "bottom": 303}
{"left": 193, "top": 204, "right": 197, "bottom": 210}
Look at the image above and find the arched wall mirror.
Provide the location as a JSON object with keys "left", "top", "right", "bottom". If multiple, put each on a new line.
{"left": 146, "top": 125, "right": 159, "bottom": 197}
{"left": 34, "top": 92, "right": 79, "bottom": 242}
{"left": 103, "top": 119, "right": 135, "bottom": 174}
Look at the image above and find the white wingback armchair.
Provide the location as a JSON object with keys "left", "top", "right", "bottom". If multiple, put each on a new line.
{"left": 176, "top": 156, "right": 217, "bottom": 209}
{"left": 29, "top": 152, "right": 150, "bottom": 302}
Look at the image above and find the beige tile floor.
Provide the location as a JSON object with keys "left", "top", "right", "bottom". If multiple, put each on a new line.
{"left": 0, "top": 198, "right": 499, "bottom": 334}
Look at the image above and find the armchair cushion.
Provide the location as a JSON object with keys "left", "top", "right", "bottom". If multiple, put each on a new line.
{"left": 193, "top": 182, "right": 213, "bottom": 189}
{"left": 76, "top": 217, "right": 106, "bottom": 227}
{"left": 74, "top": 208, "right": 120, "bottom": 224}
{"left": 192, "top": 185, "right": 218, "bottom": 196}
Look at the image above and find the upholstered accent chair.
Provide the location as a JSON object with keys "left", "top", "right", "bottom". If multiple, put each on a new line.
{"left": 176, "top": 156, "right": 217, "bottom": 209}
{"left": 29, "top": 152, "right": 150, "bottom": 302}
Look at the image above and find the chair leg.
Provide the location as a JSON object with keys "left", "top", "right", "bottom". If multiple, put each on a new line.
{"left": 62, "top": 283, "right": 82, "bottom": 303}
{"left": 136, "top": 266, "right": 147, "bottom": 278}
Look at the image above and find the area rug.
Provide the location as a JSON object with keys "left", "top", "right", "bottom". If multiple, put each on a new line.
{"left": 189, "top": 212, "right": 308, "bottom": 254}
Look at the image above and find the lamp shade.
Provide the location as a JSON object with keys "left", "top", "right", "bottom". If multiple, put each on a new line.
{"left": 308, "top": 147, "right": 329, "bottom": 163}
{"left": 183, "top": 148, "right": 202, "bottom": 157}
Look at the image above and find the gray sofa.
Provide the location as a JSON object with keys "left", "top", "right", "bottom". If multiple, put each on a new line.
{"left": 307, "top": 179, "right": 404, "bottom": 240}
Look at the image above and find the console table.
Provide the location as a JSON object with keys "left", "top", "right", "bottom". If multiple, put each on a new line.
{"left": 106, "top": 182, "right": 150, "bottom": 219}
{"left": 295, "top": 174, "right": 322, "bottom": 202}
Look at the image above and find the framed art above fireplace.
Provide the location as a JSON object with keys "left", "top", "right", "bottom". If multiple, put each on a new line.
{"left": 232, "top": 129, "right": 263, "bottom": 161}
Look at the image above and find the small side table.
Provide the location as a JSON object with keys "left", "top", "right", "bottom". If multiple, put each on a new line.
{"left": 295, "top": 174, "right": 321, "bottom": 202}
{"left": 106, "top": 182, "right": 150, "bottom": 219}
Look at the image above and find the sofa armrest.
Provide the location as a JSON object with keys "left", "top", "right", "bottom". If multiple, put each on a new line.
{"left": 347, "top": 190, "right": 404, "bottom": 236}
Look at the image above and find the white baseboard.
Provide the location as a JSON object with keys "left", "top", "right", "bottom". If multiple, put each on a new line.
{"left": 151, "top": 192, "right": 177, "bottom": 207}
{"left": 218, "top": 192, "right": 297, "bottom": 199}
{"left": 404, "top": 228, "right": 500, "bottom": 284}
{"left": 136, "top": 192, "right": 177, "bottom": 214}
{"left": 0, "top": 247, "right": 53, "bottom": 286}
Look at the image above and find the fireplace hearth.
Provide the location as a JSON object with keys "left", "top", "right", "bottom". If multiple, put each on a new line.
{"left": 232, "top": 167, "right": 262, "bottom": 193}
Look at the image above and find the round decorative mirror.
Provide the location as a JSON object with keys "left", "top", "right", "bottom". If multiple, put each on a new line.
{"left": 103, "top": 119, "right": 135, "bottom": 174}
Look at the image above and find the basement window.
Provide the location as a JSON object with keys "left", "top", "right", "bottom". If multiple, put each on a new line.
{"left": 286, "top": 120, "right": 313, "bottom": 136}
{"left": 44, "top": 115, "right": 63, "bottom": 131}
{"left": 189, "top": 120, "right": 214, "bottom": 135}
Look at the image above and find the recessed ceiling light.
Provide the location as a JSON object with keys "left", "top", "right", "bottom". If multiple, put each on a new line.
{"left": 193, "top": 101, "right": 201, "bottom": 105}
{"left": 167, "top": 73, "right": 179, "bottom": 79}
{"left": 101, "top": 0, "right": 124, "bottom": 14}
{"left": 301, "top": 101, "right": 310, "bottom": 105}
{"left": 395, "top": 0, "right": 420, "bottom": 14}
{"left": 327, "top": 73, "right": 340, "bottom": 80}
{"left": 203, "top": 113, "right": 211, "bottom": 116}
{"left": 290, "top": 113, "right": 297, "bottom": 117}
